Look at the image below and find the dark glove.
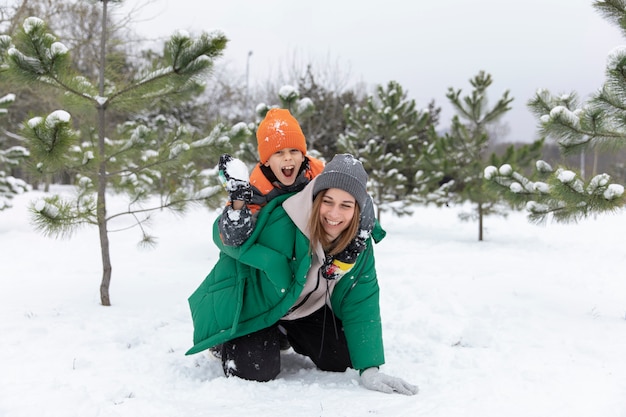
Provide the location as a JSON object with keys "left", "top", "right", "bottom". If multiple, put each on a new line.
{"left": 320, "top": 236, "right": 367, "bottom": 280}
{"left": 218, "top": 154, "right": 252, "bottom": 203}
{"left": 360, "top": 368, "right": 418, "bottom": 395}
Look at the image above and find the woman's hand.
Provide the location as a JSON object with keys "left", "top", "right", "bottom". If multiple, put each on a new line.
{"left": 360, "top": 367, "right": 418, "bottom": 395}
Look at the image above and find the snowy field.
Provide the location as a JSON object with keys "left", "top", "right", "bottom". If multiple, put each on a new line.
{"left": 1, "top": 186, "right": 625, "bottom": 417}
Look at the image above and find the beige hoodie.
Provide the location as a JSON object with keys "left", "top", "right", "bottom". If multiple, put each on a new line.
{"left": 281, "top": 178, "right": 337, "bottom": 320}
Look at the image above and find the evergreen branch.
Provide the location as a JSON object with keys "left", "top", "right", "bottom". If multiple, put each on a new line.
{"left": 484, "top": 163, "right": 626, "bottom": 223}
{"left": 105, "top": 143, "right": 186, "bottom": 178}
{"left": 593, "top": 1, "right": 626, "bottom": 38}
{"left": 106, "top": 66, "right": 179, "bottom": 104}
{"left": 29, "top": 195, "right": 97, "bottom": 239}
{"left": 106, "top": 31, "right": 227, "bottom": 106}
{"left": 104, "top": 194, "right": 210, "bottom": 223}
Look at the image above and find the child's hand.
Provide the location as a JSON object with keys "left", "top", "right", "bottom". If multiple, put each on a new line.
{"left": 219, "top": 154, "right": 252, "bottom": 203}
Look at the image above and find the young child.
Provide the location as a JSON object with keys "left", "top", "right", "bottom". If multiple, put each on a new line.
{"left": 218, "top": 108, "right": 325, "bottom": 247}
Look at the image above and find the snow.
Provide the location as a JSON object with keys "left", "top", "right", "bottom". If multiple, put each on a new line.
{"left": 45, "top": 110, "right": 71, "bottom": 127}
{"left": 2, "top": 186, "right": 626, "bottom": 417}
{"left": 50, "top": 42, "right": 68, "bottom": 56}
{"left": 605, "top": 183, "right": 624, "bottom": 200}
{"left": 0, "top": 93, "right": 16, "bottom": 105}
{"left": 223, "top": 157, "right": 249, "bottom": 182}
{"left": 22, "top": 17, "right": 44, "bottom": 34}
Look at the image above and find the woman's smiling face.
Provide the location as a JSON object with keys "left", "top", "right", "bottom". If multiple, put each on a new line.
{"left": 318, "top": 188, "right": 356, "bottom": 241}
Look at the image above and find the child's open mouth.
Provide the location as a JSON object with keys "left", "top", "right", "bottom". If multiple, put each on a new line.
{"left": 282, "top": 166, "right": 295, "bottom": 177}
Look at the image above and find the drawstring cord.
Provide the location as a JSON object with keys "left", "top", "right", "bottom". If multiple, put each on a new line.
{"left": 317, "top": 280, "right": 339, "bottom": 359}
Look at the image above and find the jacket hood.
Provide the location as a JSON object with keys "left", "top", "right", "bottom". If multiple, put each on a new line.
{"left": 282, "top": 177, "right": 316, "bottom": 237}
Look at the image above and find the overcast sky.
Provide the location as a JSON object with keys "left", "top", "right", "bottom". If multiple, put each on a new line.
{"left": 117, "top": 0, "right": 624, "bottom": 143}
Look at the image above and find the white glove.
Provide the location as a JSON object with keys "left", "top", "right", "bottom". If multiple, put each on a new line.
{"left": 360, "top": 367, "right": 418, "bottom": 395}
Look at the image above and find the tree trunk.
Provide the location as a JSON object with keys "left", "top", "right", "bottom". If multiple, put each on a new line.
{"left": 478, "top": 201, "right": 483, "bottom": 241}
{"left": 97, "top": 150, "right": 112, "bottom": 306}
{"left": 97, "top": 0, "right": 112, "bottom": 306}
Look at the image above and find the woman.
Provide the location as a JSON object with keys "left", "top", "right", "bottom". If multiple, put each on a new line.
{"left": 187, "top": 154, "right": 417, "bottom": 395}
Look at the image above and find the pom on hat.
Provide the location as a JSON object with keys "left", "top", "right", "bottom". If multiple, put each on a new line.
{"left": 256, "top": 108, "right": 307, "bottom": 164}
{"left": 313, "top": 154, "right": 369, "bottom": 210}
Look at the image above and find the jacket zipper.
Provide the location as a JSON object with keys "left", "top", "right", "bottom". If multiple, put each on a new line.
{"left": 286, "top": 270, "right": 321, "bottom": 315}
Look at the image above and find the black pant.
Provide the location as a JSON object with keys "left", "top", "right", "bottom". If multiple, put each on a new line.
{"left": 220, "top": 305, "right": 352, "bottom": 382}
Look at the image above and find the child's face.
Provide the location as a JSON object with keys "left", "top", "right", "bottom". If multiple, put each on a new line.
{"left": 318, "top": 188, "right": 356, "bottom": 241}
{"left": 263, "top": 149, "right": 304, "bottom": 186}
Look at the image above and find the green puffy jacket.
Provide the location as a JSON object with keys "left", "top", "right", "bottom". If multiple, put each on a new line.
{"left": 186, "top": 194, "right": 386, "bottom": 371}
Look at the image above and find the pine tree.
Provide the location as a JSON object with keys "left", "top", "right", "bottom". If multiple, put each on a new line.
{"left": 0, "top": 92, "right": 30, "bottom": 210}
{"left": 484, "top": 0, "right": 626, "bottom": 223}
{"left": 295, "top": 65, "right": 368, "bottom": 161}
{"left": 338, "top": 80, "right": 439, "bottom": 223}
{"left": 0, "top": 34, "right": 29, "bottom": 211}
{"left": 436, "top": 71, "right": 541, "bottom": 241}
{"left": 3, "top": 2, "right": 249, "bottom": 305}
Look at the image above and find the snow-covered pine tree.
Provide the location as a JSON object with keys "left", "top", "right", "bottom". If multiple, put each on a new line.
{"left": 338, "top": 80, "right": 438, "bottom": 223}
{"left": 435, "top": 71, "right": 542, "bottom": 241}
{"left": 0, "top": 92, "right": 30, "bottom": 210}
{"left": 294, "top": 65, "right": 368, "bottom": 161}
{"left": 0, "top": 34, "right": 29, "bottom": 211}
{"left": 3, "top": 2, "right": 249, "bottom": 306}
{"left": 484, "top": 1, "right": 626, "bottom": 223}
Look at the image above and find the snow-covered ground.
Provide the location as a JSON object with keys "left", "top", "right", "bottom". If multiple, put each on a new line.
{"left": 1, "top": 186, "right": 625, "bottom": 417}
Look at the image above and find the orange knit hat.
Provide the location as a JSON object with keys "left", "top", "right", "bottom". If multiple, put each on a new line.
{"left": 256, "top": 108, "right": 307, "bottom": 164}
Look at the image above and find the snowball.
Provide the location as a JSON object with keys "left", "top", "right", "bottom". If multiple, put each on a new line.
{"left": 224, "top": 158, "right": 249, "bottom": 181}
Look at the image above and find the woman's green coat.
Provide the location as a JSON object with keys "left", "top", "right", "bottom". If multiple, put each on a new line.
{"left": 186, "top": 194, "right": 386, "bottom": 371}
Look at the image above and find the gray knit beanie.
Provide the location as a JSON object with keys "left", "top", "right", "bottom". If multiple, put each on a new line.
{"left": 313, "top": 154, "right": 369, "bottom": 210}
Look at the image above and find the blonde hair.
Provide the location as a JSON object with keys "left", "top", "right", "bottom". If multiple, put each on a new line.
{"left": 308, "top": 189, "right": 361, "bottom": 256}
